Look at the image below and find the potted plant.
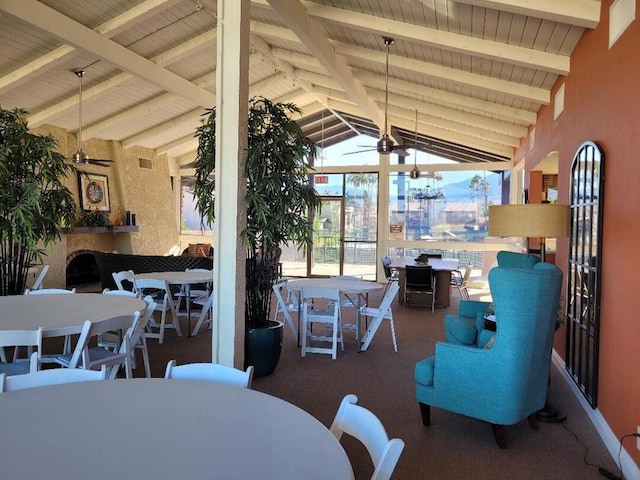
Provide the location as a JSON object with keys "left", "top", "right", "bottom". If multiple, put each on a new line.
{"left": 193, "top": 97, "right": 320, "bottom": 377}
{"left": 0, "top": 107, "right": 77, "bottom": 295}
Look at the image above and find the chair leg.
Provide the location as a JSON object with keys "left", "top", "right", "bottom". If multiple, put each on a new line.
{"left": 419, "top": 402, "right": 431, "bottom": 426}
{"left": 491, "top": 424, "right": 507, "bottom": 449}
{"left": 527, "top": 413, "right": 539, "bottom": 431}
{"left": 140, "top": 336, "right": 151, "bottom": 378}
{"left": 389, "top": 316, "right": 398, "bottom": 352}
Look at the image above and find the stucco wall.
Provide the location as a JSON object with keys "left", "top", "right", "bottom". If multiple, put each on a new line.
{"left": 513, "top": 0, "right": 640, "bottom": 468}
{"left": 29, "top": 125, "right": 179, "bottom": 288}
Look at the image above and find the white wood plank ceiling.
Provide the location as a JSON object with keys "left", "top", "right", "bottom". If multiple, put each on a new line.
{"left": 0, "top": 0, "right": 601, "bottom": 164}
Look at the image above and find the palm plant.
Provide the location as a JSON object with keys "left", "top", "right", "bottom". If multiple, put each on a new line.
{"left": 0, "top": 107, "right": 77, "bottom": 295}
{"left": 193, "top": 97, "right": 320, "bottom": 329}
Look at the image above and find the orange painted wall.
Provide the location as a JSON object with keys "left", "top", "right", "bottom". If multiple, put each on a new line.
{"left": 514, "top": 0, "right": 640, "bottom": 466}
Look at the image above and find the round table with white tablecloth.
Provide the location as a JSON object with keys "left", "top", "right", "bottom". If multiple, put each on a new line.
{"left": 0, "top": 293, "right": 145, "bottom": 336}
{"left": 0, "top": 378, "right": 354, "bottom": 480}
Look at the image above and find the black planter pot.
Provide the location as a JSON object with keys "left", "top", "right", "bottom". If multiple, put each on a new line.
{"left": 244, "top": 320, "right": 283, "bottom": 378}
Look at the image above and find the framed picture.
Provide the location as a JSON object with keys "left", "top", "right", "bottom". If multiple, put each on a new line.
{"left": 78, "top": 172, "right": 110, "bottom": 211}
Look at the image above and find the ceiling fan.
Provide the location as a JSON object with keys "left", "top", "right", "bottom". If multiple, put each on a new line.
{"left": 345, "top": 37, "right": 426, "bottom": 156}
{"left": 68, "top": 70, "right": 114, "bottom": 167}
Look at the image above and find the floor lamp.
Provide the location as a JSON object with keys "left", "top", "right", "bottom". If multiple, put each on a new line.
{"left": 487, "top": 204, "right": 570, "bottom": 262}
{"left": 488, "top": 203, "right": 571, "bottom": 423}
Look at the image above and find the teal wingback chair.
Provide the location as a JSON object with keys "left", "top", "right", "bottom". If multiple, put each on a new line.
{"left": 415, "top": 262, "right": 562, "bottom": 448}
{"left": 444, "top": 251, "right": 541, "bottom": 347}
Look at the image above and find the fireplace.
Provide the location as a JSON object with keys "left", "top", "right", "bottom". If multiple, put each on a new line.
{"left": 66, "top": 250, "right": 102, "bottom": 292}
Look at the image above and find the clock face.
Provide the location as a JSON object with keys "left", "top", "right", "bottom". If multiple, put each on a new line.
{"left": 86, "top": 181, "right": 104, "bottom": 204}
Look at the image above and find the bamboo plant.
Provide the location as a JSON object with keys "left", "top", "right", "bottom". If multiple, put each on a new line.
{"left": 0, "top": 107, "right": 77, "bottom": 295}
{"left": 193, "top": 97, "right": 320, "bottom": 329}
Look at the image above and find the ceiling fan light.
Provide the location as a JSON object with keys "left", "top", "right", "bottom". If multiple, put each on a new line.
{"left": 72, "top": 149, "right": 88, "bottom": 164}
{"left": 376, "top": 135, "right": 394, "bottom": 154}
{"left": 410, "top": 166, "right": 421, "bottom": 179}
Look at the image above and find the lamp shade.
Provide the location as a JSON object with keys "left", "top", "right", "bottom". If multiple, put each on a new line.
{"left": 488, "top": 204, "right": 570, "bottom": 238}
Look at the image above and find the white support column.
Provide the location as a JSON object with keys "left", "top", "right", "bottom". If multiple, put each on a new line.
{"left": 376, "top": 153, "right": 391, "bottom": 282}
{"left": 212, "top": 0, "right": 250, "bottom": 367}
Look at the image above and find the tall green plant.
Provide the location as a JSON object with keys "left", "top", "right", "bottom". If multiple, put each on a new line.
{"left": 194, "top": 97, "right": 320, "bottom": 329}
{"left": 0, "top": 108, "right": 77, "bottom": 295}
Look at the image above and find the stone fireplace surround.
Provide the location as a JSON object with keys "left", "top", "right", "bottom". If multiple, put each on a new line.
{"left": 40, "top": 230, "right": 136, "bottom": 290}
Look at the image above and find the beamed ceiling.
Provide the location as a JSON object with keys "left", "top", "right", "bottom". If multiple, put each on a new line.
{"left": 0, "top": 0, "right": 601, "bottom": 167}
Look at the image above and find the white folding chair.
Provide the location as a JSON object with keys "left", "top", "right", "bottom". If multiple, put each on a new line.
{"left": 0, "top": 363, "right": 107, "bottom": 392}
{"left": 100, "top": 291, "right": 155, "bottom": 378}
{"left": 23, "top": 287, "right": 76, "bottom": 358}
{"left": 0, "top": 328, "right": 42, "bottom": 376}
{"left": 53, "top": 313, "right": 140, "bottom": 379}
{"left": 272, "top": 279, "right": 301, "bottom": 340}
{"left": 30, "top": 264, "right": 50, "bottom": 290}
{"left": 330, "top": 394, "right": 405, "bottom": 480}
{"left": 300, "top": 288, "right": 343, "bottom": 360}
{"left": 450, "top": 263, "right": 473, "bottom": 301}
{"left": 164, "top": 360, "right": 254, "bottom": 388}
{"left": 173, "top": 269, "right": 212, "bottom": 318}
{"left": 111, "top": 270, "right": 136, "bottom": 292}
{"left": 191, "top": 292, "right": 214, "bottom": 336}
{"left": 359, "top": 282, "right": 400, "bottom": 352}
{"left": 134, "top": 278, "right": 181, "bottom": 343}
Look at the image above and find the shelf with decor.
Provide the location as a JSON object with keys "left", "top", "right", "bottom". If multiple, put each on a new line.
{"left": 60, "top": 226, "right": 140, "bottom": 234}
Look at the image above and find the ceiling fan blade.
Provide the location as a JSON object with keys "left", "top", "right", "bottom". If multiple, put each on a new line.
{"left": 343, "top": 147, "right": 377, "bottom": 155}
{"left": 87, "top": 159, "right": 113, "bottom": 167}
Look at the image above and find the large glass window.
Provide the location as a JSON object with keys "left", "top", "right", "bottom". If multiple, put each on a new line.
{"left": 388, "top": 170, "right": 501, "bottom": 242}
{"left": 180, "top": 177, "right": 213, "bottom": 233}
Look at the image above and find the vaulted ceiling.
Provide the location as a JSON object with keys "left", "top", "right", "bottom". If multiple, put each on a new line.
{"left": 0, "top": 0, "right": 601, "bottom": 167}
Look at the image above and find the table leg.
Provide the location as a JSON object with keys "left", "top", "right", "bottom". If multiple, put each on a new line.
{"left": 186, "top": 284, "right": 192, "bottom": 337}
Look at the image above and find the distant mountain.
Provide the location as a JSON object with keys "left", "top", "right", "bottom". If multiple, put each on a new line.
{"left": 442, "top": 173, "right": 502, "bottom": 203}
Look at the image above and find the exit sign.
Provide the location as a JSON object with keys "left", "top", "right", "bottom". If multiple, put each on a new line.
{"left": 315, "top": 175, "right": 329, "bottom": 184}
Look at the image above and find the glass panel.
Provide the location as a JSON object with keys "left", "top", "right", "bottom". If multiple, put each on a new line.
{"left": 313, "top": 173, "right": 343, "bottom": 196}
{"left": 319, "top": 136, "right": 380, "bottom": 167}
{"left": 180, "top": 177, "right": 213, "bottom": 232}
{"left": 388, "top": 170, "right": 502, "bottom": 242}
{"left": 311, "top": 199, "right": 343, "bottom": 276}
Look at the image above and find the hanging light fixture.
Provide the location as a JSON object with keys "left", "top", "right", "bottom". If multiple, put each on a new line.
{"left": 410, "top": 109, "right": 421, "bottom": 179}
{"left": 69, "top": 69, "right": 113, "bottom": 167}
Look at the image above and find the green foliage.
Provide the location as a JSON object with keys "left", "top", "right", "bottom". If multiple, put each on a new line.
{"left": 75, "top": 210, "right": 111, "bottom": 228}
{"left": 193, "top": 97, "right": 321, "bottom": 329}
{"left": 0, "top": 107, "right": 77, "bottom": 295}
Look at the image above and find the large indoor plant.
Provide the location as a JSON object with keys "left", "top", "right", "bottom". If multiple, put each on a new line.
{"left": 0, "top": 107, "right": 77, "bottom": 295}
{"left": 193, "top": 97, "right": 320, "bottom": 376}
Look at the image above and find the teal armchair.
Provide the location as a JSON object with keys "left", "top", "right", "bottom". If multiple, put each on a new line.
{"left": 415, "top": 262, "right": 562, "bottom": 448}
{"left": 444, "top": 300, "right": 492, "bottom": 347}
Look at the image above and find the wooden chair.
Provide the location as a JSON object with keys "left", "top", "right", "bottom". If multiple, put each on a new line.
{"left": 404, "top": 265, "right": 436, "bottom": 313}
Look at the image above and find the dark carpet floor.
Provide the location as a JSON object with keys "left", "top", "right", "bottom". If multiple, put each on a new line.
{"left": 140, "top": 287, "right": 618, "bottom": 480}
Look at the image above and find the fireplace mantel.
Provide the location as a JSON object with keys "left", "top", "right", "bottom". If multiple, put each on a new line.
{"left": 60, "top": 226, "right": 140, "bottom": 234}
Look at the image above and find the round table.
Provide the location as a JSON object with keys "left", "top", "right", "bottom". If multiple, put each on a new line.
{"left": 0, "top": 379, "right": 354, "bottom": 479}
{"left": 0, "top": 293, "right": 145, "bottom": 336}
{"left": 287, "top": 278, "right": 382, "bottom": 351}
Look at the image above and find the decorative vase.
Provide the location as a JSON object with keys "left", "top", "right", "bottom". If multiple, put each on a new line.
{"left": 244, "top": 320, "right": 283, "bottom": 378}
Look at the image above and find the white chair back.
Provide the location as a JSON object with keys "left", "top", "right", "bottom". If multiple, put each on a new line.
{"left": 1, "top": 364, "right": 107, "bottom": 392}
{"left": 0, "top": 328, "right": 43, "bottom": 375}
{"left": 330, "top": 394, "right": 404, "bottom": 480}
{"left": 164, "top": 360, "right": 254, "bottom": 388}
{"left": 59, "top": 313, "right": 140, "bottom": 379}
{"left": 112, "top": 270, "right": 136, "bottom": 291}
{"left": 102, "top": 288, "right": 139, "bottom": 298}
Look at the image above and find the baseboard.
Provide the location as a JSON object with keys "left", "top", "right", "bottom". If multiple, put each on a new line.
{"left": 552, "top": 350, "right": 640, "bottom": 480}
